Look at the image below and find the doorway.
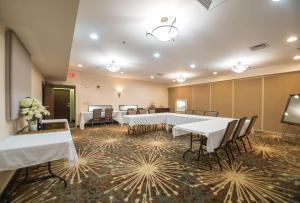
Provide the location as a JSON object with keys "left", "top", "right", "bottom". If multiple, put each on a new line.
{"left": 43, "top": 83, "right": 76, "bottom": 127}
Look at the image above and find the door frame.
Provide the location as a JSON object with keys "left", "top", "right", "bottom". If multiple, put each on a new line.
{"left": 43, "top": 83, "right": 76, "bottom": 124}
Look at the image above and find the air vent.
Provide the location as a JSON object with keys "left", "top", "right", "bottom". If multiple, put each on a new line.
{"left": 249, "top": 43, "right": 270, "bottom": 51}
{"left": 198, "top": 0, "right": 212, "bottom": 9}
{"left": 156, "top": 73, "right": 164, "bottom": 76}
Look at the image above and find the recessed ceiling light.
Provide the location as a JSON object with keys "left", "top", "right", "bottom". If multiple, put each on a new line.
{"left": 150, "top": 75, "right": 155, "bottom": 79}
{"left": 172, "top": 79, "right": 176, "bottom": 82}
{"left": 293, "top": 55, "right": 300, "bottom": 60}
{"left": 89, "top": 33, "right": 99, "bottom": 40}
{"left": 176, "top": 75, "right": 186, "bottom": 83}
{"left": 272, "top": 0, "right": 281, "bottom": 2}
{"left": 287, "top": 36, "right": 298, "bottom": 43}
{"left": 120, "top": 71, "right": 124, "bottom": 74}
{"left": 77, "top": 64, "right": 83, "bottom": 67}
{"left": 232, "top": 62, "right": 249, "bottom": 73}
{"left": 190, "top": 64, "right": 196, "bottom": 69}
{"left": 153, "top": 53, "right": 160, "bottom": 58}
{"left": 213, "top": 71, "right": 218, "bottom": 75}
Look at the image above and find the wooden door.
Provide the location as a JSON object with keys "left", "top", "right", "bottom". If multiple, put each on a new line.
{"left": 53, "top": 89, "right": 70, "bottom": 121}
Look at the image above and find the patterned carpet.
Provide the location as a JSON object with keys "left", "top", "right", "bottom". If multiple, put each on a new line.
{"left": 10, "top": 125, "right": 300, "bottom": 203}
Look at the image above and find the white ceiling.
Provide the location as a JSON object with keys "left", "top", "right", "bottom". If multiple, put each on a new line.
{"left": 70, "top": 0, "right": 300, "bottom": 83}
{"left": 0, "top": 0, "right": 79, "bottom": 80}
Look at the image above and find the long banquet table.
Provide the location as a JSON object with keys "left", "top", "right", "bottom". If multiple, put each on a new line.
{"left": 80, "top": 111, "right": 126, "bottom": 129}
{"left": 122, "top": 113, "right": 250, "bottom": 153}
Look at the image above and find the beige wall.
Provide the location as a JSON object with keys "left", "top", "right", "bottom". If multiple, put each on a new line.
{"left": 51, "top": 71, "right": 168, "bottom": 126}
{"left": 0, "top": 25, "right": 44, "bottom": 193}
{"left": 168, "top": 71, "right": 300, "bottom": 133}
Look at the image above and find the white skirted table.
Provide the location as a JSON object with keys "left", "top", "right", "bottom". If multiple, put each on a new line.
{"left": 80, "top": 111, "right": 126, "bottom": 129}
{"left": 0, "top": 119, "right": 78, "bottom": 201}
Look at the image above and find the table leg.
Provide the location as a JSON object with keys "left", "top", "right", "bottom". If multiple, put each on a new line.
{"left": 183, "top": 133, "right": 193, "bottom": 159}
{"left": 48, "top": 162, "right": 67, "bottom": 188}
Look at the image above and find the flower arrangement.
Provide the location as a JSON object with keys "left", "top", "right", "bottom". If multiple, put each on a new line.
{"left": 19, "top": 97, "right": 50, "bottom": 121}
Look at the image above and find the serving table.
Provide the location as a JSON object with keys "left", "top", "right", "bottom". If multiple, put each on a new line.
{"left": 0, "top": 119, "right": 78, "bottom": 201}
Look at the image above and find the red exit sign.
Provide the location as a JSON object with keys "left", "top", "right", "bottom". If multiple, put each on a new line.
{"left": 68, "top": 72, "right": 76, "bottom": 78}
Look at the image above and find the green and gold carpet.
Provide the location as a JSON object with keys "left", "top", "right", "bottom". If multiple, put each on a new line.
{"left": 10, "top": 125, "right": 300, "bottom": 203}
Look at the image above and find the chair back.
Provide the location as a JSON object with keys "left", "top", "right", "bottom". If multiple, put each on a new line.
{"left": 243, "top": 115, "right": 258, "bottom": 137}
{"left": 186, "top": 110, "right": 193, "bottom": 115}
{"left": 193, "top": 110, "right": 205, "bottom": 115}
{"left": 127, "top": 108, "right": 137, "bottom": 115}
{"left": 205, "top": 111, "right": 219, "bottom": 117}
{"left": 231, "top": 117, "right": 247, "bottom": 141}
{"left": 148, "top": 109, "right": 156, "bottom": 114}
{"left": 93, "top": 109, "right": 102, "bottom": 119}
{"left": 138, "top": 109, "right": 148, "bottom": 114}
{"left": 105, "top": 108, "right": 113, "bottom": 118}
{"left": 219, "top": 120, "right": 238, "bottom": 148}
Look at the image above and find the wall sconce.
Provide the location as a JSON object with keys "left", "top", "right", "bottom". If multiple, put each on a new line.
{"left": 117, "top": 91, "right": 121, "bottom": 98}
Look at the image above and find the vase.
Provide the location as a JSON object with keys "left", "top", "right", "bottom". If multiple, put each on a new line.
{"left": 28, "top": 120, "right": 38, "bottom": 131}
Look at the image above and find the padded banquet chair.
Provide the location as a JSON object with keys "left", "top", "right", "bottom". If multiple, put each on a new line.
{"left": 138, "top": 109, "right": 148, "bottom": 114}
{"left": 185, "top": 110, "right": 194, "bottom": 115}
{"left": 193, "top": 110, "right": 205, "bottom": 115}
{"left": 104, "top": 108, "right": 114, "bottom": 124}
{"left": 91, "top": 109, "right": 102, "bottom": 127}
{"left": 198, "top": 119, "right": 238, "bottom": 171}
{"left": 205, "top": 111, "right": 219, "bottom": 117}
{"left": 227, "top": 117, "right": 247, "bottom": 159}
{"left": 148, "top": 109, "right": 156, "bottom": 114}
{"left": 127, "top": 108, "right": 137, "bottom": 115}
{"left": 237, "top": 115, "right": 258, "bottom": 152}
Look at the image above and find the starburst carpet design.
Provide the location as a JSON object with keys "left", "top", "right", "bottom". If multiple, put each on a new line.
{"left": 10, "top": 125, "right": 300, "bottom": 203}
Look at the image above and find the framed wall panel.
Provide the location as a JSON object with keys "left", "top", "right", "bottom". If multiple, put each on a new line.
{"left": 211, "top": 80, "right": 233, "bottom": 117}
{"left": 192, "top": 84, "right": 210, "bottom": 111}
{"left": 178, "top": 86, "right": 192, "bottom": 110}
{"left": 264, "top": 72, "right": 300, "bottom": 133}
{"left": 168, "top": 87, "right": 179, "bottom": 112}
{"left": 234, "top": 78, "right": 262, "bottom": 129}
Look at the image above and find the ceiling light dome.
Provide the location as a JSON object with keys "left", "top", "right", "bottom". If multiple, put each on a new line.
{"left": 232, "top": 62, "right": 249, "bottom": 73}
{"left": 146, "top": 17, "right": 179, "bottom": 42}
{"left": 106, "top": 61, "right": 121, "bottom": 72}
{"left": 176, "top": 75, "right": 186, "bottom": 83}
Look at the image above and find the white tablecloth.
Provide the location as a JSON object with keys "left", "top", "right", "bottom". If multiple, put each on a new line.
{"left": 0, "top": 120, "right": 78, "bottom": 171}
{"left": 80, "top": 111, "right": 126, "bottom": 129}
{"left": 122, "top": 113, "right": 168, "bottom": 127}
{"left": 172, "top": 118, "right": 250, "bottom": 153}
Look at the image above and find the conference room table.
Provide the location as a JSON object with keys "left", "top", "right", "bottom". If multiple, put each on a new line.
{"left": 122, "top": 113, "right": 250, "bottom": 153}
{"left": 80, "top": 111, "right": 127, "bottom": 129}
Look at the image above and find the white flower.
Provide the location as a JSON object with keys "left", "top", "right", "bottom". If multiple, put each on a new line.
{"left": 35, "top": 113, "right": 42, "bottom": 119}
{"left": 20, "top": 98, "right": 33, "bottom": 108}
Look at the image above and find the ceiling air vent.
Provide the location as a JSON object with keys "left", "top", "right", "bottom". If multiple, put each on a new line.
{"left": 156, "top": 73, "right": 164, "bottom": 76}
{"left": 249, "top": 43, "right": 270, "bottom": 51}
{"left": 198, "top": 0, "right": 212, "bottom": 9}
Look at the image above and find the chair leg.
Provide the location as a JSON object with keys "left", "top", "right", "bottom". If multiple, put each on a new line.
{"left": 240, "top": 138, "right": 247, "bottom": 152}
{"left": 227, "top": 144, "right": 235, "bottom": 160}
{"left": 245, "top": 135, "right": 252, "bottom": 149}
{"left": 234, "top": 141, "right": 242, "bottom": 155}
{"left": 224, "top": 147, "right": 232, "bottom": 165}
{"left": 214, "top": 151, "right": 223, "bottom": 172}
{"left": 197, "top": 137, "right": 203, "bottom": 161}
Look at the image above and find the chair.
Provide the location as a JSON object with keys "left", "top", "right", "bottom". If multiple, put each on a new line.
{"left": 185, "top": 110, "right": 193, "bottom": 115}
{"left": 228, "top": 117, "right": 247, "bottom": 159}
{"left": 148, "top": 109, "right": 156, "bottom": 114}
{"left": 138, "top": 108, "right": 148, "bottom": 114}
{"left": 91, "top": 109, "right": 102, "bottom": 127}
{"left": 127, "top": 108, "right": 137, "bottom": 115}
{"left": 193, "top": 110, "right": 205, "bottom": 115}
{"left": 198, "top": 120, "right": 238, "bottom": 171}
{"left": 104, "top": 108, "right": 114, "bottom": 124}
{"left": 237, "top": 115, "right": 258, "bottom": 152}
{"left": 205, "top": 111, "right": 219, "bottom": 117}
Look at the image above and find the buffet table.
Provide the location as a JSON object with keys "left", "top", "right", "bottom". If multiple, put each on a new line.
{"left": 80, "top": 111, "right": 126, "bottom": 129}
{"left": 0, "top": 119, "right": 78, "bottom": 200}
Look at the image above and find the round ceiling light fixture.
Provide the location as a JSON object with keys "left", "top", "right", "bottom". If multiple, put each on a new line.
{"left": 106, "top": 61, "right": 121, "bottom": 72}
{"left": 286, "top": 36, "right": 298, "bottom": 43}
{"left": 232, "top": 62, "right": 249, "bottom": 73}
{"left": 89, "top": 33, "right": 99, "bottom": 40}
{"left": 176, "top": 75, "right": 186, "bottom": 83}
{"left": 146, "top": 17, "right": 179, "bottom": 42}
{"left": 293, "top": 55, "right": 300, "bottom": 60}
